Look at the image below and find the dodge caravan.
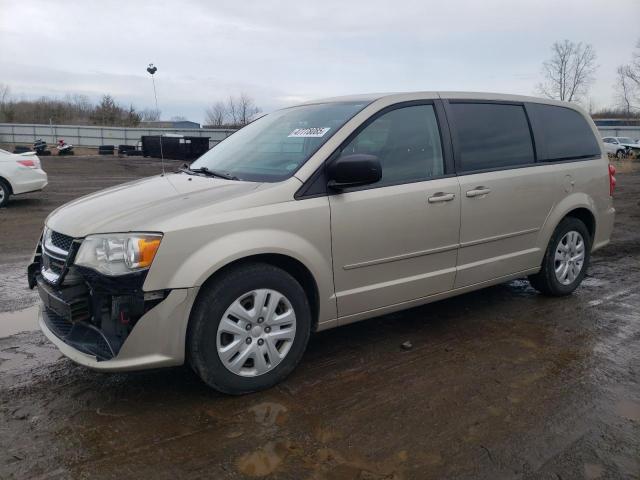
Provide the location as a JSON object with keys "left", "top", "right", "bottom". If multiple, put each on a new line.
{"left": 28, "top": 92, "right": 615, "bottom": 394}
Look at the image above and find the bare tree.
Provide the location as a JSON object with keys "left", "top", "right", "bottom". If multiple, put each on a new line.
{"left": 170, "top": 115, "right": 188, "bottom": 121}
{"left": 616, "top": 66, "right": 634, "bottom": 114}
{"left": 0, "top": 83, "right": 11, "bottom": 122}
{"left": 617, "top": 39, "right": 640, "bottom": 112}
{"left": 226, "top": 96, "right": 239, "bottom": 125}
{"left": 236, "top": 93, "right": 262, "bottom": 125}
{"left": 141, "top": 108, "right": 161, "bottom": 121}
{"left": 205, "top": 101, "right": 227, "bottom": 127}
{"left": 537, "top": 40, "right": 598, "bottom": 103}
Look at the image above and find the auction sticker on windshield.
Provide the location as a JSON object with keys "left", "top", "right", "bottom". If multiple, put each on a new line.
{"left": 288, "top": 127, "right": 331, "bottom": 138}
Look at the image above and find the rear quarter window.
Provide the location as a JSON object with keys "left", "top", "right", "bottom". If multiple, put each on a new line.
{"left": 526, "top": 103, "right": 600, "bottom": 161}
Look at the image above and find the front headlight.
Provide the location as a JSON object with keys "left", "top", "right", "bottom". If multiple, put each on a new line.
{"left": 75, "top": 233, "right": 163, "bottom": 276}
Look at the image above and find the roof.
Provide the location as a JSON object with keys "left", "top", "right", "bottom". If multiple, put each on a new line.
{"left": 300, "top": 91, "right": 583, "bottom": 112}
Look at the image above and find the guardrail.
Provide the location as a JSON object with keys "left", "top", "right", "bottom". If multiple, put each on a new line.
{"left": 0, "top": 123, "right": 237, "bottom": 149}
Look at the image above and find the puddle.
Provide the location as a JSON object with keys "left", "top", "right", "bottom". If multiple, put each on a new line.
{"left": 0, "top": 305, "right": 40, "bottom": 338}
{"left": 615, "top": 400, "right": 640, "bottom": 422}
{"left": 237, "top": 440, "right": 291, "bottom": 477}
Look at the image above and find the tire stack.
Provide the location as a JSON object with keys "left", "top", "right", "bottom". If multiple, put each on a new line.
{"left": 98, "top": 145, "right": 115, "bottom": 155}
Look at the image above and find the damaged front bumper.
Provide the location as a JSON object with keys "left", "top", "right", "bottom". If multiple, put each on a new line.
{"left": 38, "top": 288, "right": 197, "bottom": 371}
{"left": 29, "top": 230, "right": 198, "bottom": 371}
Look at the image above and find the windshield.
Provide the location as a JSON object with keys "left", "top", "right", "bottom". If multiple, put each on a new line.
{"left": 617, "top": 137, "right": 635, "bottom": 144}
{"left": 191, "top": 101, "right": 368, "bottom": 182}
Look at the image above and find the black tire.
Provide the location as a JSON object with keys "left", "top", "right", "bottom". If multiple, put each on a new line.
{"left": 528, "top": 217, "right": 591, "bottom": 296}
{"left": 188, "top": 263, "right": 312, "bottom": 395}
{"left": 0, "top": 179, "right": 10, "bottom": 208}
{"left": 616, "top": 149, "right": 625, "bottom": 159}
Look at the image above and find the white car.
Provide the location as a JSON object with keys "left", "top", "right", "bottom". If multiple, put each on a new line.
{"left": 602, "top": 137, "right": 640, "bottom": 158}
{"left": 0, "top": 148, "right": 48, "bottom": 207}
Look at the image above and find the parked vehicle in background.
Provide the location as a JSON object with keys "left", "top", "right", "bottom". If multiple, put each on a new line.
{"left": 56, "top": 139, "right": 74, "bottom": 155}
{"left": 602, "top": 136, "right": 640, "bottom": 158}
{"left": 0, "top": 149, "right": 48, "bottom": 207}
{"left": 29, "top": 92, "right": 615, "bottom": 394}
{"left": 34, "top": 139, "right": 51, "bottom": 156}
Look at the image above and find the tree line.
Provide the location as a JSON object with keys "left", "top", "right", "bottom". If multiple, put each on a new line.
{"left": 0, "top": 89, "right": 161, "bottom": 127}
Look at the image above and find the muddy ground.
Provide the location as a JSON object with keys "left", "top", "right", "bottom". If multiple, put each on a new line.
{"left": 0, "top": 156, "right": 638, "bottom": 479}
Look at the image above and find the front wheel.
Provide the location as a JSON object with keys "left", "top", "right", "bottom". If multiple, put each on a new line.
{"left": 188, "top": 263, "right": 312, "bottom": 394}
{"left": 616, "top": 149, "right": 625, "bottom": 159}
{"left": 528, "top": 217, "right": 591, "bottom": 296}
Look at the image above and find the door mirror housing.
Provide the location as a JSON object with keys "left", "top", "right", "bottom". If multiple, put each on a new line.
{"left": 327, "top": 154, "right": 382, "bottom": 190}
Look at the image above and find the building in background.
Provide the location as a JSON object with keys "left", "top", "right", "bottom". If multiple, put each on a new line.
{"left": 139, "top": 120, "right": 201, "bottom": 129}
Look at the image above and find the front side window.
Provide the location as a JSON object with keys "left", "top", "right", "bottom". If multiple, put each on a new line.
{"left": 341, "top": 104, "right": 444, "bottom": 187}
{"left": 449, "top": 103, "right": 535, "bottom": 172}
{"left": 191, "top": 101, "right": 368, "bottom": 182}
{"left": 527, "top": 103, "right": 600, "bottom": 161}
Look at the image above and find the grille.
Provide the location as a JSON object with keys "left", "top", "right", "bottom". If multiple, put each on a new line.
{"left": 51, "top": 231, "right": 74, "bottom": 252}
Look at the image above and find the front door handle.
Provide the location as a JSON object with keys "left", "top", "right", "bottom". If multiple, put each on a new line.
{"left": 466, "top": 187, "right": 492, "bottom": 198}
{"left": 428, "top": 192, "right": 456, "bottom": 203}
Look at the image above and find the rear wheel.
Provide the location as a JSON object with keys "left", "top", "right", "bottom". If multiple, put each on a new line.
{"left": 529, "top": 217, "right": 591, "bottom": 296}
{"left": 0, "top": 179, "right": 11, "bottom": 208}
{"left": 188, "top": 263, "right": 312, "bottom": 394}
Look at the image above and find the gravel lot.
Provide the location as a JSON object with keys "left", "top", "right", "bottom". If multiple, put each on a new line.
{"left": 0, "top": 156, "right": 638, "bottom": 479}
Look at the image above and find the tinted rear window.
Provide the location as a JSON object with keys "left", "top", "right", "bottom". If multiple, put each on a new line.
{"left": 449, "top": 103, "right": 535, "bottom": 172}
{"left": 527, "top": 103, "right": 600, "bottom": 161}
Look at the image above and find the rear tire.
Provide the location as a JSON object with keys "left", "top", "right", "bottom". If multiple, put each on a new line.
{"left": 528, "top": 217, "right": 591, "bottom": 296}
{"left": 188, "top": 263, "right": 312, "bottom": 395}
{"left": 0, "top": 179, "right": 10, "bottom": 207}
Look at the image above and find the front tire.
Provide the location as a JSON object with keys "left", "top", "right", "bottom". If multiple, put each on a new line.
{"left": 616, "top": 149, "right": 625, "bottom": 159}
{"left": 188, "top": 263, "right": 312, "bottom": 395}
{"left": 0, "top": 179, "right": 11, "bottom": 208}
{"left": 529, "top": 217, "right": 591, "bottom": 296}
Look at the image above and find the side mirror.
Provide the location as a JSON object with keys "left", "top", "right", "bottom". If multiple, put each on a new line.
{"left": 327, "top": 154, "right": 382, "bottom": 190}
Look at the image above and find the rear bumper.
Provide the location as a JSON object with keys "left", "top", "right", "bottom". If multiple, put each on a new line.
{"left": 12, "top": 169, "right": 48, "bottom": 195}
{"left": 39, "top": 287, "right": 199, "bottom": 372}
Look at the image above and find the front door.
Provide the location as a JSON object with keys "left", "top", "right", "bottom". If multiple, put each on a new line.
{"left": 328, "top": 103, "right": 461, "bottom": 319}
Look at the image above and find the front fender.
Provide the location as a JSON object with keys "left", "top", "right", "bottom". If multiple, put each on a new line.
{"left": 142, "top": 196, "right": 337, "bottom": 325}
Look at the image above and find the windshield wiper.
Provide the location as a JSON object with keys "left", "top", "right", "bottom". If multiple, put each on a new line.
{"left": 179, "top": 165, "right": 239, "bottom": 181}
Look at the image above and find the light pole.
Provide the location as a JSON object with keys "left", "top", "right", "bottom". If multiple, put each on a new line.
{"left": 146, "top": 63, "right": 164, "bottom": 173}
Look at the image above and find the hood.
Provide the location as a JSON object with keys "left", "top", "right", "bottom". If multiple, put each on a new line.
{"left": 46, "top": 173, "right": 267, "bottom": 237}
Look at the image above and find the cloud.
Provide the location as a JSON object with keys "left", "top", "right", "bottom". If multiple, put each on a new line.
{"left": 1, "top": 0, "right": 638, "bottom": 122}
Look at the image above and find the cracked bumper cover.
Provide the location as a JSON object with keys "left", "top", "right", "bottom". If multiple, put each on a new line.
{"left": 40, "top": 287, "right": 199, "bottom": 371}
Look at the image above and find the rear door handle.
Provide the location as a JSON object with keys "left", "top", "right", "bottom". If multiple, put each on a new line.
{"left": 466, "top": 187, "right": 491, "bottom": 198}
{"left": 428, "top": 192, "right": 456, "bottom": 203}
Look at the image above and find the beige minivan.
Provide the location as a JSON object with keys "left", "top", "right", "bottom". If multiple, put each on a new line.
{"left": 29, "top": 92, "right": 616, "bottom": 394}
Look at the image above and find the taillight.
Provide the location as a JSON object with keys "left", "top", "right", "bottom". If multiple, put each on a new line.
{"left": 17, "top": 159, "right": 36, "bottom": 168}
{"left": 608, "top": 164, "right": 616, "bottom": 196}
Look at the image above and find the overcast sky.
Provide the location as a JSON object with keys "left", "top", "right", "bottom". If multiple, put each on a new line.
{"left": 1, "top": 0, "right": 638, "bottom": 123}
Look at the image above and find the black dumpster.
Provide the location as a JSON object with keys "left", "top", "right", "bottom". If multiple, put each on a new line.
{"left": 141, "top": 135, "right": 210, "bottom": 161}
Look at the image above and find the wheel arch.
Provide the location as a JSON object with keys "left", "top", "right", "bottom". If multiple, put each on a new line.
{"left": 0, "top": 175, "right": 14, "bottom": 194}
{"left": 192, "top": 253, "right": 321, "bottom": 333}
{"left": 539, "top": 194, "right": 598, "bottom": 258}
